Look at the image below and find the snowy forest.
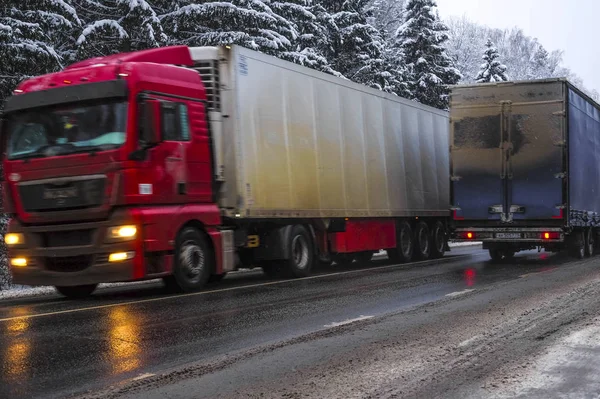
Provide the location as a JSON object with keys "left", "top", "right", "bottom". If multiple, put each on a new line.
{"left": 1, "top": 0, "right": 596, "bottom": 111}
{"left": 0, "top": 0, "right": 596, "bottom": 288}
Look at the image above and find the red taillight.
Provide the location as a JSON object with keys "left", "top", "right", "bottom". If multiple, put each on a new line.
{"left": 467, "top": 232, "right": 474, "bottom": 239}
{"left": 459, "top": 231, "right": 475, "bottom": 239}
{"left": 542, "top": 232, "right": 560, "bottom": 240}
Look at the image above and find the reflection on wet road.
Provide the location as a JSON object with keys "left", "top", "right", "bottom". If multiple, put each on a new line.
{"left": 0, "top": 246, "right": 582, "bottom": 399}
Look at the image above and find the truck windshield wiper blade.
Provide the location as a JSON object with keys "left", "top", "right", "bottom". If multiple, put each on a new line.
{"left": 9, "top": 143, "right": 77, "bottom": 160}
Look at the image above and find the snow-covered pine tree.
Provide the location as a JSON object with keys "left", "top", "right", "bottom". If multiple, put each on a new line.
{"left": 271, "top": 0, "right": 338, "bottom": 75}
{"left": 475, "top": 38, "right": 508, "bottom": 83}
{"left": 0, "top": 0, "right": 81, "bottom": 105}
{"left": 161, "top": 0, "right": 296, "bottom": 56}
{"left": 75, "top": 0, "right": 167, "bottom": 60}
{"left": 320, "top": 0, "right": 396, "bottom": 92}
{"left": 395, "top": 0, "right": 461, "bottom": 108}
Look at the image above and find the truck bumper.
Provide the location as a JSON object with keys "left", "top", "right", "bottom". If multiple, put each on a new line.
{"left": 6, "top": 209, "right": 142, "bottom": 287}
{"left": 452, "top": 227, "right": 565, "bottom": 245}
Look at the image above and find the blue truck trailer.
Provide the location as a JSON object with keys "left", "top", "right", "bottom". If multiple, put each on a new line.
{"left": 449, "top": 78, "right": 600, "bottom": 260}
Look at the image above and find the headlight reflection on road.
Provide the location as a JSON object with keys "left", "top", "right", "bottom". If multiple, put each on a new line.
{"left": 3, "top": 308, "right": 32, "bottom": 384}
{"left": 108, "top": 307, "right": 141, "bottom": 375}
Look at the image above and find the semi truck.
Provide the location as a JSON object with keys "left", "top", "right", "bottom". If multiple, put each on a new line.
{"left": 1, "top": 44, "right": 450, "bottom": 298}
{"left": 450, "top": 78, "right": 600, "bottom": 260}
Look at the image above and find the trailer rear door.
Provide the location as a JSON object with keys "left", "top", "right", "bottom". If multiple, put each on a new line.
{"left": 451, "top": 81, "right": 566, "bottom": 223}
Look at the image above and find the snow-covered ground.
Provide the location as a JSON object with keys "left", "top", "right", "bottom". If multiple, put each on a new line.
{"left": 490, "top": 319, "right": 600, "bottom": 398}
{"left": 0, "top": 242, "right": 481, "bottom": 300}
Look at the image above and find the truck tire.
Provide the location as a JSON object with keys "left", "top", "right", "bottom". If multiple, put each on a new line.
{"left": 430, "top": 220, "right": 446, "bottom": 259}
{"left": 165, "top": 227, "right": 213, "bottom": 292}
{"left": 414, "top": 221, "right": 431, "bottom": 260}
{"left": 55, "top": 284, "right": 98, "bottom": 299}
{"left": 585, "top": 228, "right": 595, "bottom": 257}
{"left": 262, "top": 225, "right": 315, "bottom": 278}
{"left": 285, "top": 225, "right": 314, "bottom": 278}
{"left": 568, "top": 230, "right": 585, "bottom": 259}
{"left": 388, "top": 221, "right": 413, "bottom": 263}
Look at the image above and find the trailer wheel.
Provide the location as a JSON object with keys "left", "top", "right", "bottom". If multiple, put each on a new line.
{"left": 55, "top": 284, "right": 98, "bottom": 299}
{"left": 166, "top": 227, "right": 212, "bottom": 292}
{"left": 585, "top": 228, "right": 595, "bottom": 257}
{"left": 388, "top": 221, "right": 414, "bottom": 263}
{"left": 414, "top": 221, "right": 431, "bottom": 261}
{"left": 285, "top": 225, "right": 314, "bottom": 278}
{"left": 430, "top": 220, "right": 446, "bottom": 259}
{"left": 568, "top": 230, "right": 586, "bottom": 259}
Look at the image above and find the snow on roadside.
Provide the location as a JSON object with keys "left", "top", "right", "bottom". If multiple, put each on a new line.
{"left": 486, "top": 319, "right": 600, "bottom": 398}
{"left": 0, "top": 280, "right": 161, "bottom": 300}
{"left": 0, "top": 242, "right": 481, "bottom": 300}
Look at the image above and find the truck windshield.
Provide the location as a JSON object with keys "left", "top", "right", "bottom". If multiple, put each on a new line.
{"left": 6, "top": 100, "right": 127, "bottom": 160}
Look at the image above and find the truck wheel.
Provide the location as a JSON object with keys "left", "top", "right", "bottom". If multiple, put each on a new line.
{"left": 430, "top": 221, "right": 446, "bottom": 259}
{"left": 388, "top": 221, "right": 414, "bottom": 263}
{"left": 167, "top": 227, "right": 212, "bottom": 292}
{"left": 284, "top": 225, "right": 314, "bottom": 278}
{"left": 414, "top": 221, "right": 431, "bottom": 261}
{"left": 569, "top": 230, "right": 586, "bottom": 259}
{"left": 55, "top": 284, "right": 98, "bottom": 299}
{"left": 585, "top": 228, "right": 595, "bottom": 257}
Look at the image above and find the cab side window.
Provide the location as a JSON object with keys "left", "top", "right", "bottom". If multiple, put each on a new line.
{"left": 161, "top": 102, "right": 190, "bottom": 141}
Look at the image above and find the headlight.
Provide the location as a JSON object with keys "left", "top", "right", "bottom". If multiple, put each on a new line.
{"left": 107, "top": 225, "right": 137, "bottom": 240}
{"left": 4, "top": 233, "right": 24, "bottom": 246}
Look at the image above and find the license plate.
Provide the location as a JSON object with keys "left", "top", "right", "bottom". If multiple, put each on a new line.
{"left": 496, "top": 232, "right": 521, "bottom": 239}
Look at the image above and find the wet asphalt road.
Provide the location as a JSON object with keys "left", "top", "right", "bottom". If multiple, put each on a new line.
{"left": 0, "top": 245, "right": 593, "bottom": 399}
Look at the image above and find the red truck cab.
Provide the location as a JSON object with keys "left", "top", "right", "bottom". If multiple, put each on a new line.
{"left": 1, "top": 46, "right": 225, "bottom": 297}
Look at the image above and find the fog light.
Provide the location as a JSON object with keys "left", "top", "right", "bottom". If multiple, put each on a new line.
{"left": 11, "top": 258, "right": 27, "bottom": 267}
{"left": 108, "top": 252, "right": 135, "bottom": 262}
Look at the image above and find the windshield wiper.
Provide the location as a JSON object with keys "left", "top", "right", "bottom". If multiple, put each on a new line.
{"left": 9, "top": 144, "right": 70, "bottom": 161}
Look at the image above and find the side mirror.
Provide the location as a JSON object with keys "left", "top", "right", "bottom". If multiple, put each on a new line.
{"left": 139, "top": 100, "right": 161, "bottom": 147}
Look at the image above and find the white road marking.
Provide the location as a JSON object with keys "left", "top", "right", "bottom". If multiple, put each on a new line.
{"left": 0, "top": 254, "right": 472, "bottom": 323}
{"left": 519, "top": 268, "right": 557, "bottom": 279}
{"left": 132, "top": 373, "right": 155, "bottom": 381}
{"left": 445, "top": 289, "right": 475, "bottom": 298}
{"left": 324, "top": 315, "right": 374, "bottom": 328}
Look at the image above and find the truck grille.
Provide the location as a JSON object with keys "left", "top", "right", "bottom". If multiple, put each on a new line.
{"left": 194, "top": 60, "right": 221, "bottom": 111}
{"left": 19, "top": 177, "right": 105, "bottom": 212}
{"left": 44, "top": 255, "right": 94, "bottom": 273}
{"left": 42, "top": 229, "right": 93, "bottom": 248}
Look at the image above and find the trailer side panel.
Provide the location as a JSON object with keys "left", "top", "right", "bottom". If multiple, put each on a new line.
{"left": 229, "top": 46, "right": 449, "bottom": 219}
{"left": 568, "top": 86, "right": 600, "bottom": 226}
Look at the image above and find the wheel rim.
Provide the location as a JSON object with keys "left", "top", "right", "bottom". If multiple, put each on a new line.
{"left": 400, "top": 227, "right": 411, "bottom": 256}
{"left": 419, "top": 227, "right": 429, "bottom": 254}
{"left": 292, "top": 235, "right": 309, "bottom": 269}
{"left": 179, "top": 239, "right": 205, "bottom": 284}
